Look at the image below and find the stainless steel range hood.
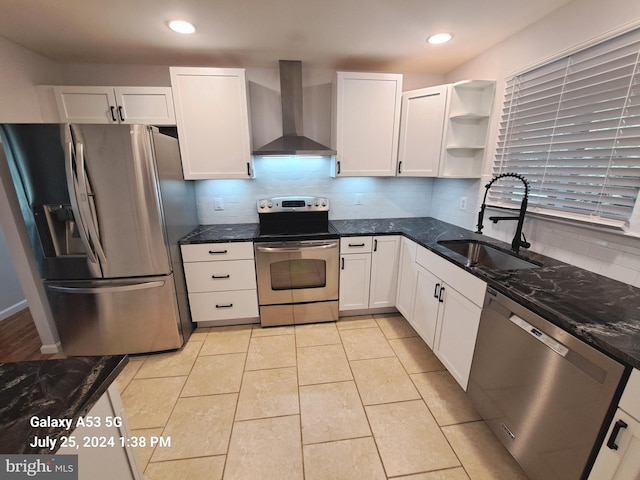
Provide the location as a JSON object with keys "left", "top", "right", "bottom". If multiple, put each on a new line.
{"left": 252, "top": 60, "right": 336, "bottom": 156}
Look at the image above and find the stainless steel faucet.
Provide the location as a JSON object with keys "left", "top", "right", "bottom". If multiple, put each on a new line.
{"left": 476, "top": 173, "right": 531, "bottom": 253}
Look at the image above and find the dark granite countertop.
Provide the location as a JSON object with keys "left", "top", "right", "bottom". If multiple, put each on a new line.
{"left": 179, "top": 218, "right": 640, "bottom": 370}
{"left": 179, "top": 223, "right": 258, "bottom": 244}
{"left": 0, "top": 355, "right": 128, "bottom": 454}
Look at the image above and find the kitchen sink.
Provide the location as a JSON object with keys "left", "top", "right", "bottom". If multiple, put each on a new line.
{"left": 437, "top": 240, "right": 540, "bottom": 270}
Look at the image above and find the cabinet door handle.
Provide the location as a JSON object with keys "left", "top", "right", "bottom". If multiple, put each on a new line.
{"left": 433, "top": 283, "right": 440, "bottom": 298}
{"left": 438, "top": 286, "right": 445, "bottom": 303}
{"left": 398, "top": 161, "right": 402, "bottom": 174}
{"left": 215, "top": 303, "right": 233, "bottom": 309}
{"left": 606, "top": 419, "right": 628, "bottom": 450}
{"left": 337, "top": 160, "right": 341, "bottom": 174}
{"left": 374, "top": 239, "right": 378, "bottom": 252}
{"left": 118, "top": 105, "right": 125, "bottom": 122}
{"left": 211, "top": 274, "right": 230, "bottom": 279}
{"left": 208, "top": 249, "right": 228, "bottom": 255}
{"left": 109, "top": 106, "right": 117, "bottom": 122}
{"left": 247, "top": 162, "right": 251, "bottom": 176}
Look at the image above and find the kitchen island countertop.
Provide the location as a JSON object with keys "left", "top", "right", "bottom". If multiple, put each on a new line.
{"left": 180, "top": 217, "right": 640, "bottom": 371}
{"left": 0, "top": 355, "right": 128, "bottom": 454}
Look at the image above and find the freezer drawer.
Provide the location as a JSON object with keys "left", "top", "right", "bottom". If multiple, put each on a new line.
{"left": 45, "top": 275, "right": 184, "bottom": 355}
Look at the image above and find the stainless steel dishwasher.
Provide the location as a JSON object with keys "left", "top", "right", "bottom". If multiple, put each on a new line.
{"left": 467, "top": 288, "right": 626, "bottom": 480}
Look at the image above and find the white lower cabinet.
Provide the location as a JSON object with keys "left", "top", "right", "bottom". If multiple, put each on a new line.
{"left": 410, "top": 263, "right": 440, "bottom": 348}
{"left": 410, "top": 245, "right": 486, "bottom": 390}
{"left": 339, "top": 236, "right": 400, "bottom": 312}
{"left": 589, "top": 369, "right": 640, "bottom": 479}
{"left": 395, "top": 237, "right": 418, "bottom": 318}
{"left": 432, "top": 282, "right": 482, "bottom": 390}
{"left": 339, "top": 252, "right": 372, "bottom": 310}
{"left": 181, "top": 242, "right": 259, "bottom": 325}
{"left": 57, "top": 384, "right": 141, "bottom": 480}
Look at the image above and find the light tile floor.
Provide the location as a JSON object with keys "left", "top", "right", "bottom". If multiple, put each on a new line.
{"left": 116, "top": 313, "right": 530, "bottom": 480}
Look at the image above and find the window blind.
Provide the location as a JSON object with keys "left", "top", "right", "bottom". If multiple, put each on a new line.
{"left": 492, "top": 28, "right": 640, "bottom": 227}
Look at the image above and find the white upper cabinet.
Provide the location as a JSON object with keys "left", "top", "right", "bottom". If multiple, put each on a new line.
{"left": 397, "top": 85, "right": 448, "bottom": 176}
{"left": 54, "top": 86, "right": 176, "bottom": 125}
{"left": 332, "top": 72, "right": 403, "bottom": 176}
{"left": 170, "top": 67, "right": 253, "bottom": 180}
{"left": 440, "top": 80, "right": 495, "bottom": 178}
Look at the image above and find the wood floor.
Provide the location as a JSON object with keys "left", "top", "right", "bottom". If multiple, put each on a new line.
{"left": 0, "top": 308, "right": 57, "bottom": 362}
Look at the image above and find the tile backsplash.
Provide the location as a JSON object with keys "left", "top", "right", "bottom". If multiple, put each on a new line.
{"left": 195, "top": 164, "right": 640, "bottom": 288}
{"left": 429, "top": 178, "right": 640, "bottom": 288}
{"left": 195, "top": 157, "right": 434, "bottom": 224}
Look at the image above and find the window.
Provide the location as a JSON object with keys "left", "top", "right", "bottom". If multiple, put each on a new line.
{"left": 491, "top": 28, "right": 640, "bottom": 229}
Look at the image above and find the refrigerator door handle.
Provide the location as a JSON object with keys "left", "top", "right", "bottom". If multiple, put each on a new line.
{"left": 64, "top": 138, "right": 99, "bottom": 266}
{"left": 75, "top": 142, "right": 108, "bottom": 265}
{"left": 48, "top": 280, "right": 165, "bottom": 294}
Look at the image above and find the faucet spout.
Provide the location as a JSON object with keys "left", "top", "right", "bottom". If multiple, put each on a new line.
{"left": 476, "top": 173, "right": 530, "bottom": 253}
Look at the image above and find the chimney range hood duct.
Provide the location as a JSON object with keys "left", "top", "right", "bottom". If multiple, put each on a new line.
{"left": 252, "top": 60, "right": 336, "bottom": 156}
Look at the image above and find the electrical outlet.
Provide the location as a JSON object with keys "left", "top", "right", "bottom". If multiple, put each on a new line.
{"left": 460, "top": 197, "right": 468, "bottom": 211}
{"left": 355, "top": 193, "right": 363, "bottom": 205}
{"left": 214, "top": 198, "right": 224, "bottom": 211}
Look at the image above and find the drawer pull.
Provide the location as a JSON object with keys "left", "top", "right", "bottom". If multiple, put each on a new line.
{"left": 211, "top": 274, "right": 231, "bottom": 279}
{"left": 348, "top": 243, "right": 366, "bottom": 247}
{"left": 607, "top": 419, "right": 628, "bottom": 450}
{"left": 208, "top": 249, "right": 228, "bottom": 255}
{"left": 215, "top": 303, "right": 234, "bottom": 309}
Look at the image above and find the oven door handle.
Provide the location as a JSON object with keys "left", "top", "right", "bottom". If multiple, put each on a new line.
{"left": 255, "top": 242, "right": 338, "bottom": 253}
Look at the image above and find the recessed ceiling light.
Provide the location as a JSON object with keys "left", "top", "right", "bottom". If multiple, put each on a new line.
{"left": 427, "top": 33, "right": 452, "bottom": 45}
{"left": 168, "top": 20, "right": 196, "bottom": 34}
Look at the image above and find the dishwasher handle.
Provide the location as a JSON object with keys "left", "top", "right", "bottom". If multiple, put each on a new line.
{"left": 509, "top": 314, "right": 569, "bottom": 357}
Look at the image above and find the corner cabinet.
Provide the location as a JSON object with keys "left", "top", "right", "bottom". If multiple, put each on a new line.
{"left": 181, "top": 242, "right": 259, "bottom": 326}
{"left": 332, "top": 72, "right": 403, "bottom": 176}
{"left": 54, "top": 86, "right": 176, "bottom": 125}
{"left": 397, "top": 85, "right": 448, "bottom": 176}
{"left": 170, "top": 67, "right": 253, "bottom": 180}
{"left": 339, "top": 236, "right": 400, "bottom": 312}
{"left": 589, "top": 369, "right": 640, "bottom": 479}
{"left": 439, "top": 80, "right": 495, "bottom": 178}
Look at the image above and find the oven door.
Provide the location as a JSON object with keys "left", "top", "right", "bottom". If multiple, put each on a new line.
{"left": 254, "top": 240, "right": 339, "bottom": 307}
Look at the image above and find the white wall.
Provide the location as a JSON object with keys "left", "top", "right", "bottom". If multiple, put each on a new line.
{"left": 0, "top": 35, "right": 61, "bottom": 122}
{"left": 0, "top": 35, "right": 61, "bottom": 349}
{"left": 196, "top": 157, "right": 434, "bottom": 224}
{"left": 0, "top": 225, "right": 26, "bottom": 319}
{"left": 431, "top": 0, "right": 640, "bottom": 286}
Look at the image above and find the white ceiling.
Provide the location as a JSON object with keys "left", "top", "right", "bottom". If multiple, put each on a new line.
{"left": 0, "top": 0, "right": 574, "bottom": 73}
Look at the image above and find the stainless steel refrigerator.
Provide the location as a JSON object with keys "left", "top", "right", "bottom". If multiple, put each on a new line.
{"left": 0, "top": 123, "right": 198, "bottom": 355}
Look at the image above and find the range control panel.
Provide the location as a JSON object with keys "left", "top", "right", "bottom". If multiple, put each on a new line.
{"left": 257, "top": 196, "right": 329, "bottom": 213}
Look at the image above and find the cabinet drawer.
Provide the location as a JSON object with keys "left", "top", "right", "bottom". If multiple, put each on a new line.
{"left": 340, "top": 236, "right": 372, "bottom": 253}
{"left": 620, "top": 369, "right": 640, "bottom": 419}
{"left": 189, "top": 290, "right": 259, "bottom": 321}
{"left": 184, "top": 259, "right": 256, "bottom": 292}
{"left": 181, "top": 242, "right": 254, "bottom": 262}
{"left": 416, "top": 246, "right": 486, "bottom": 307}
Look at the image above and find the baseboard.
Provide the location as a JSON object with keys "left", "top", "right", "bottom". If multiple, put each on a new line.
{"left": 0, "top": 300, "right": 27, "bottom": 321}
{"left": 40, "top": 341, "right": 62, "bottom": 355}
{"left": 339, "top": 307, "right": 398, "bottom": 317}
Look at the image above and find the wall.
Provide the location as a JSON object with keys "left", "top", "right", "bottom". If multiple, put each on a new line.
{"left": 0, "top": 35, "right": 61, "bottom": 349}
{"left": 196, "top": 157, "right": 434, "bottom": 224}
{"left": 0, "top": 225, "right": 26, "bottom": 319}
{"left": 431, "top": 0, "right": 640, "bottom": 287}
{"left": 0, "top": 35, "right": 61, "bottom": 122}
